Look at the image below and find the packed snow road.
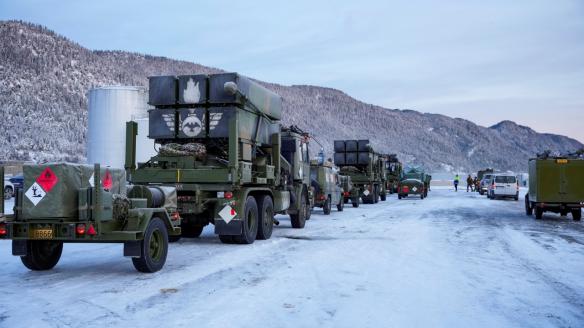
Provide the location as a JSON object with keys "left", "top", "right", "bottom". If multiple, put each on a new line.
{"left": 1, "top": 187, "right": 583, "bottom": 328}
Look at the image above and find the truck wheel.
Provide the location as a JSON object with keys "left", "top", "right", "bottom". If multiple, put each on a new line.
{"left": 4, "top": 186, "right": 13, "bottom": 199}
{"left": 374, "top": 187, "right": 379, "bottom": 204}
{"left": 398, "top": 194, "right": 402, "bottom": 200}
{"left": 572, "top": 209, "right": 582, "bottom": 221}
{"left": 535, "top": 207, "right": 543, "bottom": 220}
{"left": 20, "top": 240, "right": 63, "bottom": 271}
{"left": 352, "top": 197, "right": 359, "bottom": 208}
{"left": 323, "top": 196, "right": 332, "bottom": 215}
{"left": 380, "top": 191, "right": 387, "bottom": 201}
{"left": 132, "top": 217, "right": 168, "bottom": 273}
{"left": 479, "top": 190, "right": 484, "bottom": 196}
{"left": 337, "top": 197, "right": 344, "bottom": 212}
{"left": 234, "top": 196, "right": 259, "bottom": 244}
{"left": 525, "top": 196, "right": 533, "bottom": 216}
{"left": 290, "top": 191, "right": 307, "bottom": 228}
{"left": 257, "top": 195, "right": 274, "bottom": 240}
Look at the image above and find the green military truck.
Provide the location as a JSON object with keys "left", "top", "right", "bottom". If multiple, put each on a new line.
{"left": 525, "top": 156, "right": 584, "bottom": 221}
{"left": 340, "top": 174, "right": 354, "bottom": 204}
{"left": 333, "top": 139, "right": 387, "bottom": 207}
{"left": 398, "top": 167, "right": 427, "bottom": 200}
{"left": 129, "top": 73, "right": 313, "bottom": 244}
{"left": 0, "top": 164, "right": 181, "bottom": 273}
{"left": 310, "top": 162, "right": 343, "bottom": 214}
{"left": 383, "top": 154, "right": 402, "bottom": 194}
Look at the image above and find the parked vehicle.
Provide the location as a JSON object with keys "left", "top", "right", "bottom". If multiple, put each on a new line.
{"left": 479, "top": 174, "right": 494, "bottom": 195}
{"left": 9, "top": 174, "right": 24, "bottom": 190}
{"left": 525, "top": 156, "right": 584, "bottom": 221}
{"left": 340, "top": 175, "right": 353, "bottom": 204}
{"left": 310, "top": 163, "right": 343, "bottom": 214}
{"left": 398, "top": 168, "right": 427, "bottom": 200}
{"left": 487, "top": 174, "right": 519, "bottom": 200}
{"left": 3, "top": 177, "right": 14, "bottom": 199}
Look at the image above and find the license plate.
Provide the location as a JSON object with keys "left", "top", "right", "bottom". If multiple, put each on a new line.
{"left": 31, "top": 228, "right": 54, "bottom": 240}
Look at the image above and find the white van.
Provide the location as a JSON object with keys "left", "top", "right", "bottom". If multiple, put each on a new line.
{"left": 488, "top": 174, "right": 519, "bottom": 201}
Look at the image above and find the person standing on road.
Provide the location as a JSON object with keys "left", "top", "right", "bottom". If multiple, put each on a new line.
{"left": 454, "top": 174, "right": 460, "bottom": 192}
{"left": 466, "top": 175, "right": 474, "bottom": 192}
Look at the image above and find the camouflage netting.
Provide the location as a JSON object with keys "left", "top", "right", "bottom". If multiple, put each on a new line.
{"left": 159, "top": 143, "right": 207, "bottom": 160}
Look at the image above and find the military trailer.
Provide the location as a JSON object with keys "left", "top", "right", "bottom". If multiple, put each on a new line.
{"left": 0, "top": 164, "right": 181, "bottom": 273}
{"left": 525, "top": 156, "right": 584, "bottom": 221}
{"left": 340, "top": 175, "right": 353, "bottom": 204}
{"left": 130, "top": 73, "right": 312, "bottom": 244}
{"left": 310, "top": 162, "right": 343, "bottom": 214}
{"left": 398, "top": 168, "right": 427, "bottom": 200}
{"left": 333, "top": 139, "right": 387, "bottom": 207}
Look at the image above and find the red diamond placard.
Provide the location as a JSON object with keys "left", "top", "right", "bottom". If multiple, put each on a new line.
{"left": 36, "top": 167, "right": 58, "bottom": 192}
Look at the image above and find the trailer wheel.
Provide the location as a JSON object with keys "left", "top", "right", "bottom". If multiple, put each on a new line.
{"left": 352, "top": 197, "right": 359, "bottom": 208}
{"left": 290, "top": 190, "right": 307, "bottom": 228}
{"left": 132, "top": 217, "right": 168, "bottom": 273}
{"left": 337, "top": 196, "right": 344, "bottom": 212}
{"left": 257, "top": 195, "right": 274, "bottom": 240}
{"left": 525, "top": 195, "right": 533, "bottom": 216}
{"left": 21, "top": 240, "right": 63, "bottom": 271}
{"left": 233, "top": 196, "right": 259, "bottom": 244}
{"left": 572, "top": 209, "right": 582, "bottom": 221}
{"left": 323, "top": 196, "right": 332, "bottom": 215}
{"left": 380, "top": 190, "right": 387, "bottom": 201}
{"left": 535, "top": 206, "right": 543, "bottom": 220}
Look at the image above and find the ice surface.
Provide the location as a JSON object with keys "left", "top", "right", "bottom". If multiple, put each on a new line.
{"left": 0, "top": 187, "right": 583, "bottom": 327}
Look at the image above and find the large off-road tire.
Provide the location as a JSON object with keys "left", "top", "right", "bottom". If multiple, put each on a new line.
{"left": 352, "top": 197, "right": 359, "bottom": 208}
{"left": 374, "top": 187, "right": 380, "bottom": 204}
{"left": 535, "top": 206, "right": 543, "bottom": 220}
{"left": 4, "top": 186, "right": 13, "bottom": 200}
{"left": 525, "top": 195, "right": 533, "bottom": 216}
{"left": 337, "top": 197, "right": 344, "bottom": 211}
{"left": 291, "top": 191, "right": 307, "bottom": 229}
{"left": 132, "top": 217, "right": 168, "bottom": 273}
{"left": 20, "top": 240, "right": 63, "bottom": 271}
{"left": 257, "top": 195, "right": 274, "bottom": 240}
{"left": 572, "top": 209, "right": 582, "bottom": 221}
{"left": 323, "top": 196, "right": 332, "bottom": 215}
{"left": 233, "top": 196, "right": 259, "bottom": 244}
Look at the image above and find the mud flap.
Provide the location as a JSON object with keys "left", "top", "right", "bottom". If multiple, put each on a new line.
{"left": 124, "top": 241, "right": 142, "bottom": 257}
{"left": 214, "top": 219, "right": 242, "bottom": 235}
{"left": 12, "top": 240, "right": 27, "bottom": 256}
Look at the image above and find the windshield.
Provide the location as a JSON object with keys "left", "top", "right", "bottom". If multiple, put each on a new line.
{"left": 495, "top": 176, "right": 516, "bottom": 183}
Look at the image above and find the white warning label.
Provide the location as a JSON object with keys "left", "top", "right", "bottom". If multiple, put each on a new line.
{"left": 218, "top": 205, "right": 237, "bottom": 224}
{"left": 25, "top": 182, "right": 46, "bottom": 206}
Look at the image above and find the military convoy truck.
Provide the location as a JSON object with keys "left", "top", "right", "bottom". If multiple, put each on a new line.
{"left": 0, "top": 164, "right": 181, "bottom": 273}
{"left": 310, "top": 161, "right": 343, "bottom": 214}
{"left": 334, "top": 140, "right": 386, "bottom": 207}
{"left": 129, "top": 73, "right": 313, "bottom": 244}
{"left": 398, "top": 167, "right": 428, "bottom": 200}
{"left": 525, "top": 156, "right": 584, "bottom": 221}
{"left": 384, "top": 154, "right": 402, "bottom": 194}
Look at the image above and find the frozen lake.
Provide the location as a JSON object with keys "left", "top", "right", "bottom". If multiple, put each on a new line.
{"left": 1, "top": 187, "right": 583, "bottom": 327}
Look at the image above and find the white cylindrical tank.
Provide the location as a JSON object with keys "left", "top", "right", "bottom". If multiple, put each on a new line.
{"left": 87, "top": 86, "right": 152, "bottom": 168}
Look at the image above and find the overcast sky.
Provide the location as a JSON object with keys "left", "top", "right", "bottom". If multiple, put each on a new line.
{"left": 1, "top": 0, "right": 583, "bottom": 142}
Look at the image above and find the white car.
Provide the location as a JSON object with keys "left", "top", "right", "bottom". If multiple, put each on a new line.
{"left": 488, "top": 174, "right": 519, "bottom": 201}
{"left": 4, "top": 178, "right": 14, "bottom": 199}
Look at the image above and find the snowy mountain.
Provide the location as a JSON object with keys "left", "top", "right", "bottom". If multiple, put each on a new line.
{"left": 0, "top": 20, "right": 581, "bottom": 171}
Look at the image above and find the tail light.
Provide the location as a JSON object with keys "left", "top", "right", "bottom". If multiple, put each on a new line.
{"left": 224, "top": 191, "right": 233, "bottom": 200}
{"left": 0, "top": 223, "right": 7, "bottom": 236}
{"left": 319, "top": 194, "right": 326, "bottom": 201}
{"left": 171, "top": 212, "right": 181, "bottom": 221}
{"left": 344, "top": 192, "right": 350, "bottom": 196}
{"left": 76, "top": 223, "right": 86, "bottom": 235}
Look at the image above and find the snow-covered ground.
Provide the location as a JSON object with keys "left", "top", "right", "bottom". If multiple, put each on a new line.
{"left": 1, "top": 187, "right": 583, "bottom": 328}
